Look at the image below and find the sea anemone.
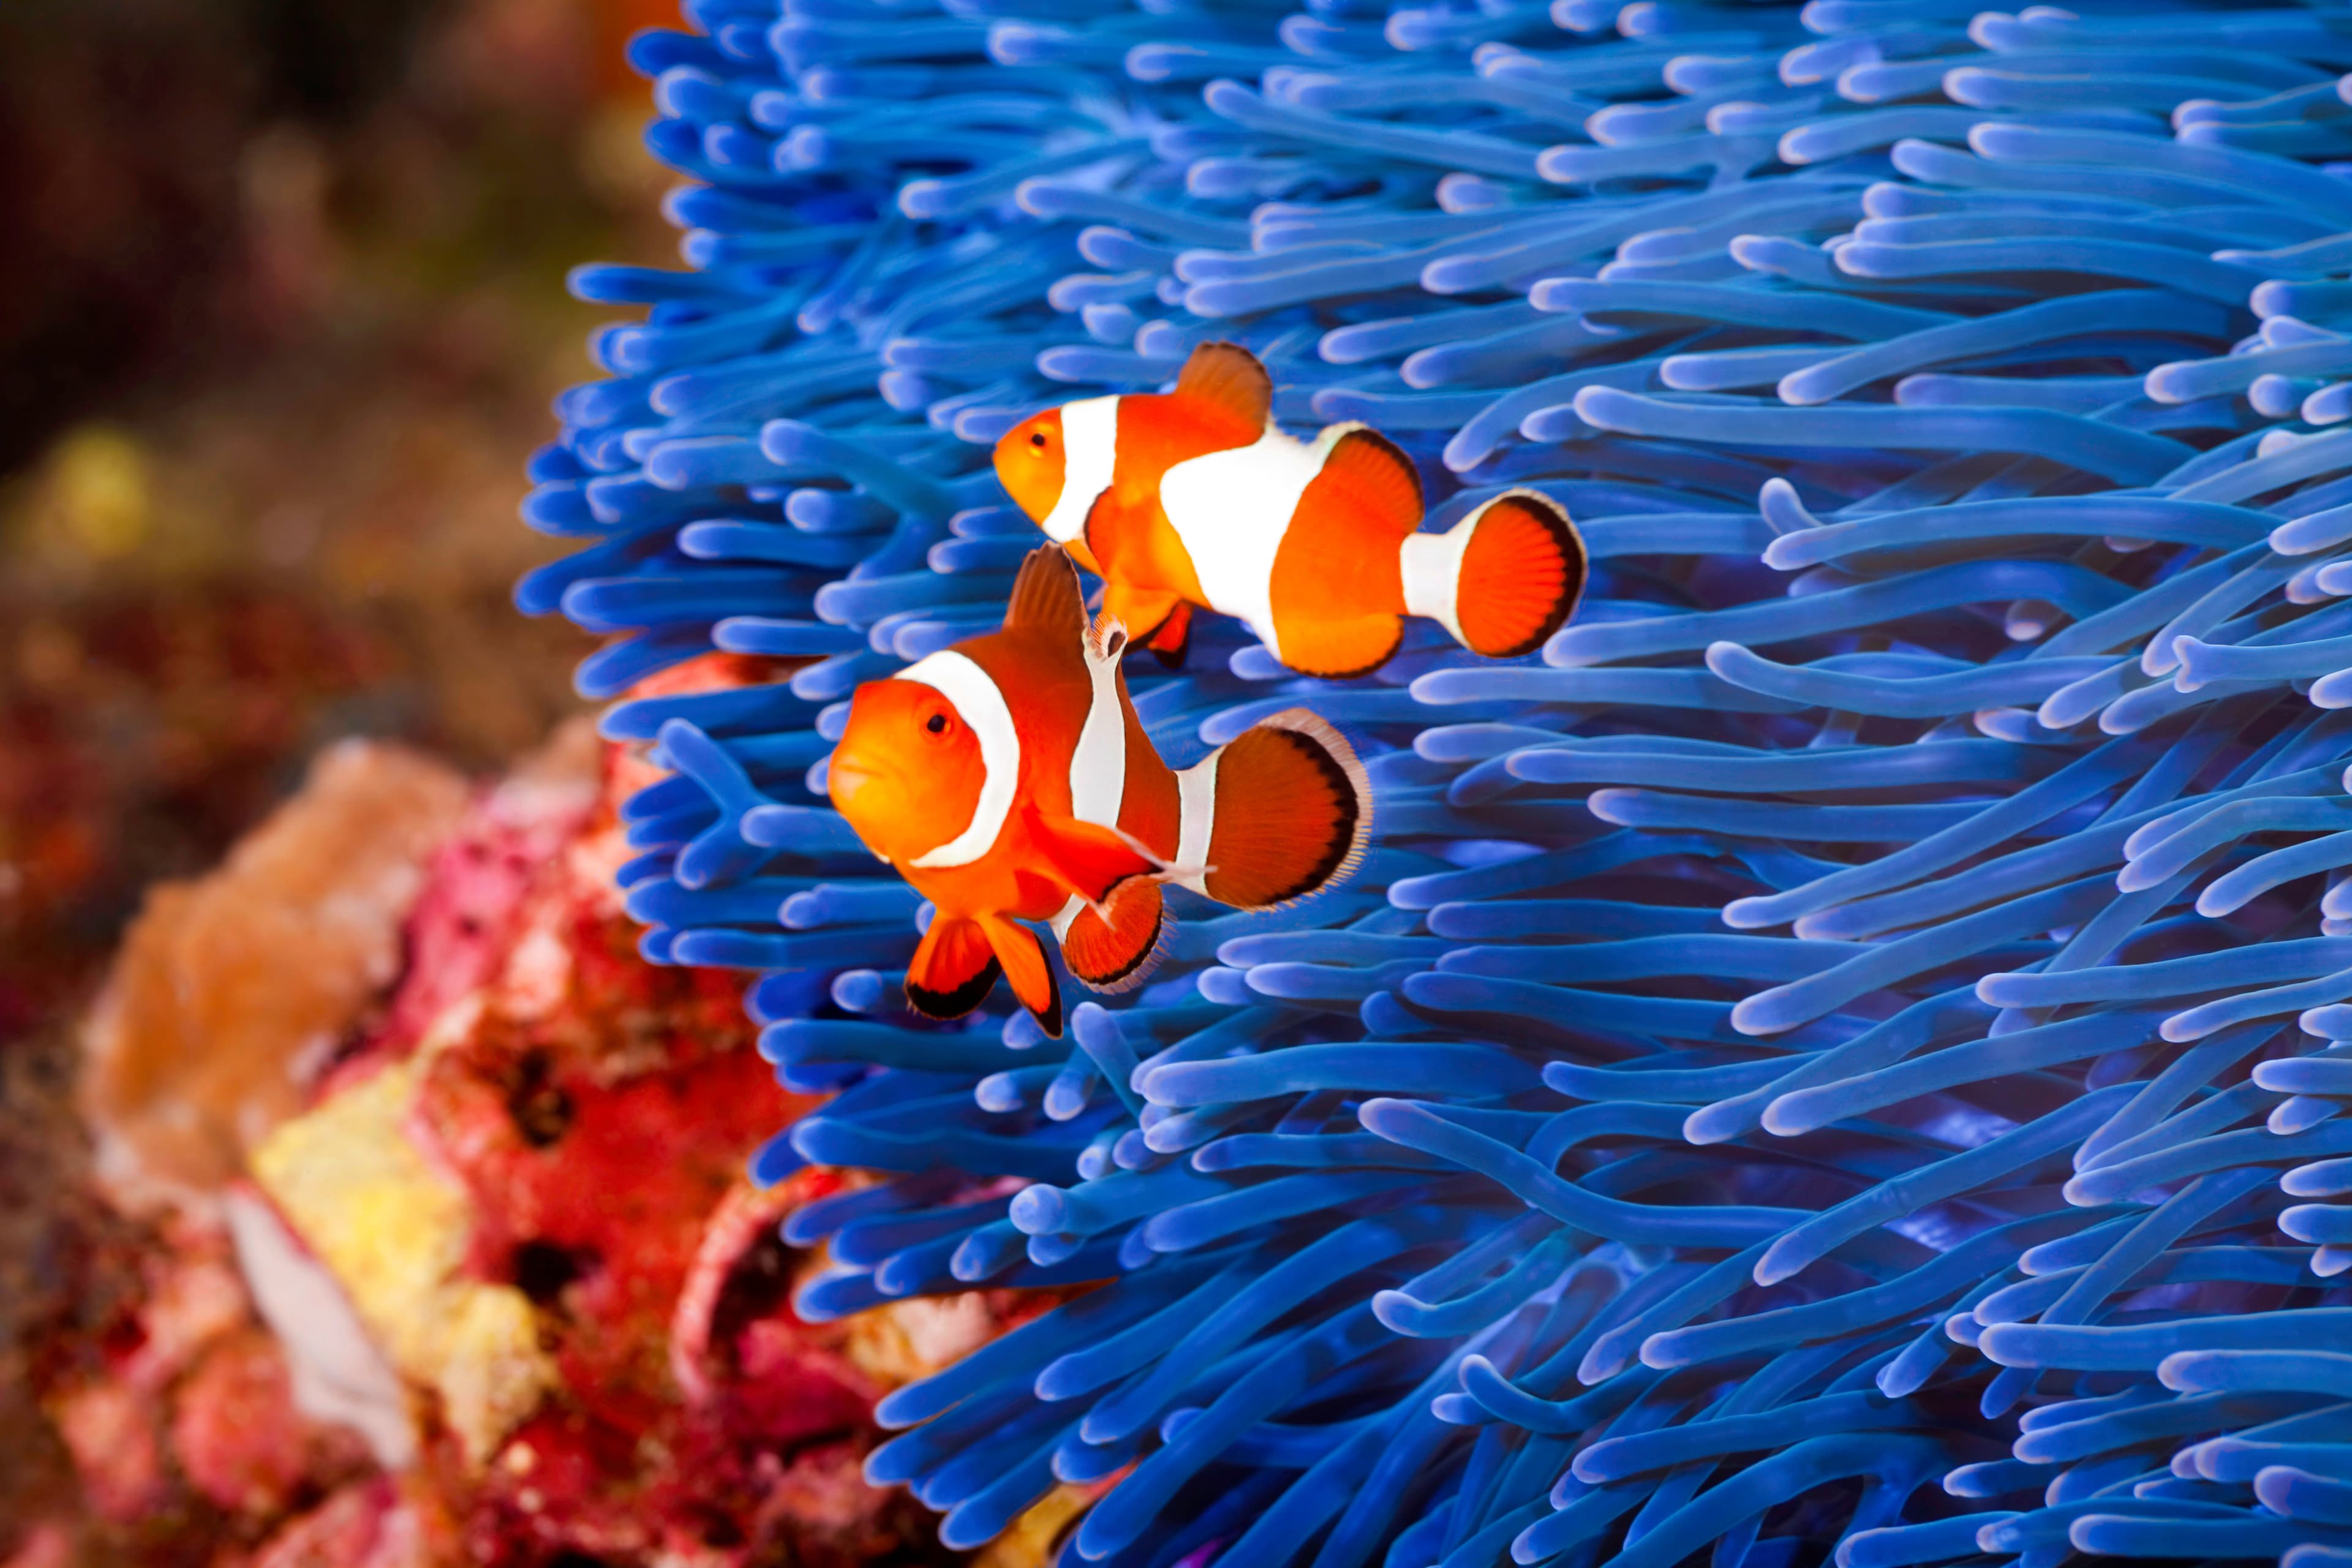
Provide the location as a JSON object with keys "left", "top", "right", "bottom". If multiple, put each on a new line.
{"left": 527, "top": 1, "right": 2352, "bottom": 1563}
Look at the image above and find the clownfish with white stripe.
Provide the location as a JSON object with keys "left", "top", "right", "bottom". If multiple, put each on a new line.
{"left": 826, "top": 546, "right": 1370, "bottom": 1036}
{"left": 993, "top": 341, "right": 1588, "bottom": 679}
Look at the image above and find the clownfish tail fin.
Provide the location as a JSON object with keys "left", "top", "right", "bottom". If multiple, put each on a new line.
{"left": 1178, "top": 709, "right": 1370, "bottom": 910}
{"left": 1403, "top": 489, "right": 1586, "bottom": 660}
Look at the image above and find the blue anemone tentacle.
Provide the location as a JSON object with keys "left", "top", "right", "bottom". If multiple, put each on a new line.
{"left": 541, "top": 1, "right": 2352, "bottom": 1562}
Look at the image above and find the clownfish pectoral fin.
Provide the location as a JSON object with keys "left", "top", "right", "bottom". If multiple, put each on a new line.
{"left": 1275, "top": 615, "right": 1404, "bottom": 680}
{"left": 1003, "top": 545, "right": 1090, "bottom": 639}
{"left": 1101, "top": 585, "right": 1189, "bottom": 669}
{"left": 1060, "top": 879, "right": 1167, "bottom": 993}
{"left": 906, "top": 914, "right": 1003, "bottom": 1021}
{"left": 1024, "top": 808, "right": 1163, "bottom": 909}
{"left": 979, "top": 914, "right": 1062, "bottom": 1036}
{"left": 1174, "top": 342, "right": 1272, "bottom": 434}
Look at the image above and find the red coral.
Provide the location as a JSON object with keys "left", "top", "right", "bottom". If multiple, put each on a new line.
{"left": 35, "top": 653, "right": 1016, "bottom": 1564}
{"left": 404, "top": 890, "right": 945, "bottom": 1566}
{"left": 249, "top": 1477, "right": 453, "bottom": 1568}
{"left": 371, "top": 777, "right": 596, "bottom": 1062}
{"left": 387, "top": 722, "right": 959, "bottom": 1566}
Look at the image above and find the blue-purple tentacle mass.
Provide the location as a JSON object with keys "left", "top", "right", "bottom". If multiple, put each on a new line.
{"left": 529, "top": 0, "right": 2352, "bottom": 1561}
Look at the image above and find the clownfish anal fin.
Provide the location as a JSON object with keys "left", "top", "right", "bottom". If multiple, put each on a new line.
{"left": 1061, "top": 880, "right": 1167, "bottom": 993}
{"left": 1175, "top": 342, "right": 1273, "bottom": 434}
{"left": 979, "top": 914, "right": 1062, "bottom": 1036}
{"left": 1102, "top": 585, "right": 1188, "bottom": 668}
{"left": 1003, "top": 545, "right": 1088, "bottom": 638}
{"left": 1025, "top": 808, "right": 1161, "bottom": 907}
{"left": 1319, "top": 427, "right": 1422, "bottom": 531}
{"left": 906, "top": 914, "right": 1003, "bottom": 1020}
{"left": 1278, "top": 615, "right": 1404, "bottom": 680}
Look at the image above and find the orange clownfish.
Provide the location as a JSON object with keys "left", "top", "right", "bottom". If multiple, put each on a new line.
{"left": 826, "top": 546, "right": 1371, "bottom": 1036}
{"left": 992, "top": 342, "right": 1588, "bottom": 679}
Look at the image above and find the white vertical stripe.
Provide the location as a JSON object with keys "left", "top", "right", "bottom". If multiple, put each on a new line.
{"left": 1170, "top": 747, "right": 1221, "bottom": 895}
{"left": 1158, "top": 424, "right": 1352, "bottom": 662}
{"left": 1400, "top": 514, "right": 1477, "bottom": 648}
{"left": 1069, "top": 621, "right": 1128, "bottom": 827}
{"left": 1041, "top": 396, "right": 1120, "bottom": 544}
{"left": 1050, "top": 894, "right": 1085, "bottom": 940}
{"left": 898, "top": 651, "right": 1022, "bottom": 869}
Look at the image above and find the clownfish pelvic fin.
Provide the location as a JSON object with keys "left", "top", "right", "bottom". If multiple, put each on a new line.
{"left": 907, "top": 913, "right": 1005, "bottom": 1022}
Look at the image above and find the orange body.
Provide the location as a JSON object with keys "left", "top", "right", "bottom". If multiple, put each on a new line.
{"left": 828, "top": 548, "right": 1370, "bottom": 1035}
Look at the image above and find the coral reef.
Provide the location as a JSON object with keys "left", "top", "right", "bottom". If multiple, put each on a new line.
{"left": 17, "top": 722, "right": 991, "bottom": 1566}
{"left": 538, "top": 0, "right": 2352, "bottom": 1564}
{"left": 81, "top": 739, "right": 473, "bottom": 1198}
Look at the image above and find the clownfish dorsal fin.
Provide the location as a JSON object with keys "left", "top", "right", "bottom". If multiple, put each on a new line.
{"left": 1174, "top": 342, "right": 1273, "bottom": 432}
{"left": 1321, "top": 426, "right": 1422, "bottom": 534}
{"left": 1002, "top": 545, "right": 1089, "bottom": 639}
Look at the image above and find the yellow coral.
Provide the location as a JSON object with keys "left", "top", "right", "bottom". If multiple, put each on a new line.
{"left": 973, "top": 1485, "right": 1094, "bottom": 1568}
{"left": 840, "top": 1291, "right": 1001, "bottom": 1391}
{"left": 250, "top": 1046, "right": 552, "bottom": 1466}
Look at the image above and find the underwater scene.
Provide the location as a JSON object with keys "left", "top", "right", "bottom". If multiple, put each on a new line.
{"left": 15, "top": 0, "right": 2352, "bottom": 1564}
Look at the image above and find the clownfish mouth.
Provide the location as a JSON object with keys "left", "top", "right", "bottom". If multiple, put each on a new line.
{"left": 826, "top": 750, "right": 899, "bottom": 864}
{"left": 827, "top": 753, "right": 878, "bottom": 805}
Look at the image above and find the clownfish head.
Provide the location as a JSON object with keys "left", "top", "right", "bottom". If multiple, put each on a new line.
{"left": 993, "top": 407, "right": 1068, "bottom": 526}
{"left": 828, "top": 669, "right": 995, "bottom": 869}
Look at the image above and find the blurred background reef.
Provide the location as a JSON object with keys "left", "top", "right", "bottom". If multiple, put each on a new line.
{"left": 0, "top": 0, "right": 861, "bottom": 1559}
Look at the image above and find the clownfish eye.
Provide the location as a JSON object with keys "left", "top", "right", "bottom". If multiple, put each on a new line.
{"left": 1028, "top": 431, "right": 1046, "bottom": 449}
{"left": 925, "top": 712, "right": 949, "bottom": 734}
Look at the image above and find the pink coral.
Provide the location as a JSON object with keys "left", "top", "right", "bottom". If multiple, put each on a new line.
{"left": 34, "top": 703, "right": 1012, "bottom": 1566}
{"left": 248, "top": 1479, "right": 443, "bottom": 1568}
{"left": 170, "top": 1329, "right": 317, "bottom": 1514}
{"left": 51, "top": 1378, "right": 168, "bottom": 1525}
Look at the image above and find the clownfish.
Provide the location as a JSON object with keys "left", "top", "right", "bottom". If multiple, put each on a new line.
{"left": 826, "top": 546, "right": 1370, "bottom": 1036}
{"left": 992, "top": 341, "right": 1588, "bottom": 679}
